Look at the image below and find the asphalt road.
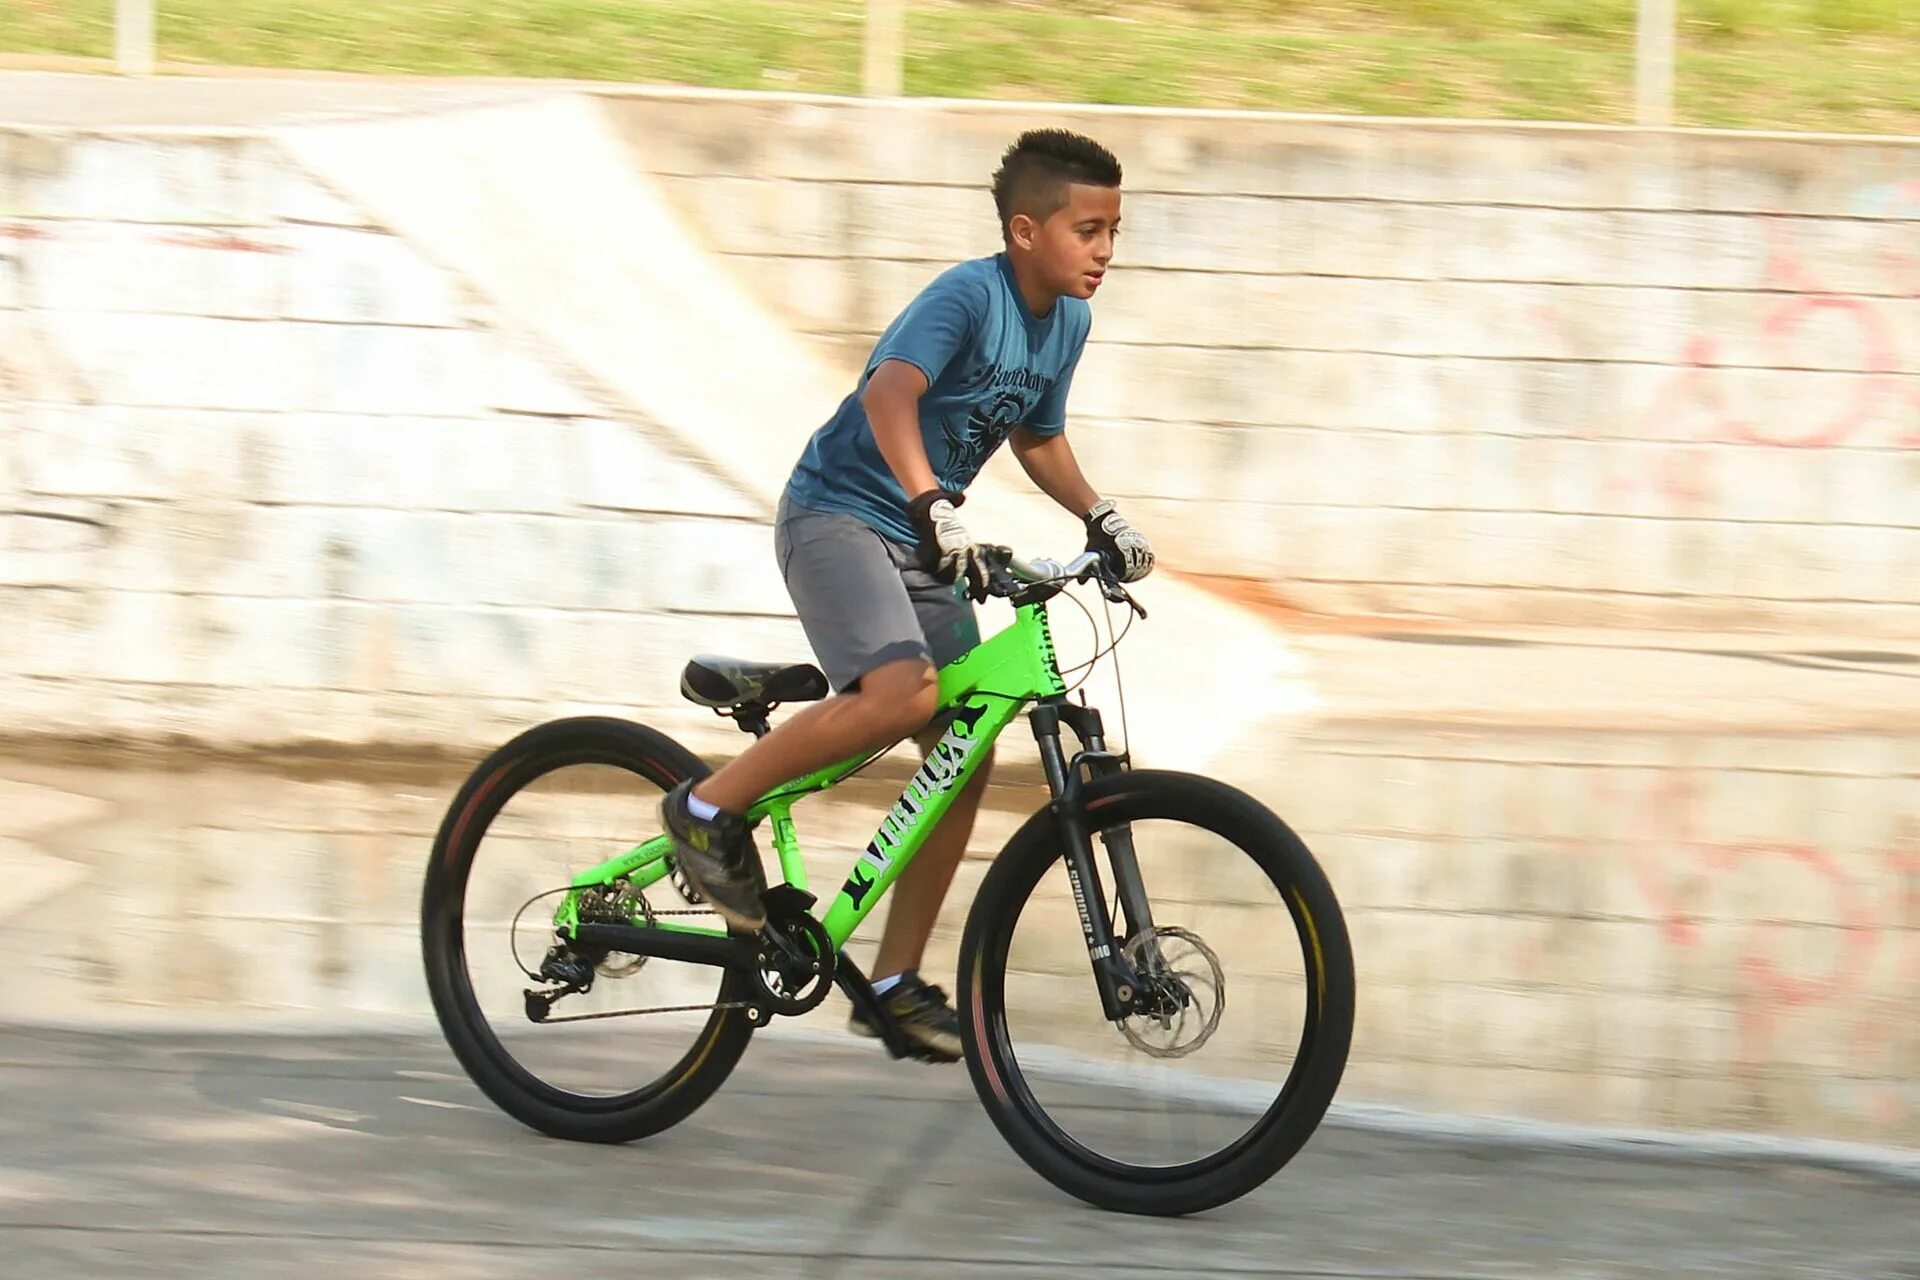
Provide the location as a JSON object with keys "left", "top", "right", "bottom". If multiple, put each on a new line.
{"left": 2, "top": 1024, "right": 1915, "bottom": 1279}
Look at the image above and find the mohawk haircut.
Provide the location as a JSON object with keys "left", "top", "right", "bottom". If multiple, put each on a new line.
{"left": 990, "top": 129, "right": 1122, "bottom": 239}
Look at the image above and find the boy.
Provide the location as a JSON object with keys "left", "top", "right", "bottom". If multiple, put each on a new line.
{"left": 661, "top": 129, "right": 1154, "bottom": 1062}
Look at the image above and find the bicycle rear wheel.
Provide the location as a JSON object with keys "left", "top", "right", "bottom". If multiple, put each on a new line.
{"left": 958, "top": 769, "right": 1354, "bottom": 1215}
{"left": 421, "top": 716, "right": 754, "bottom": 1143}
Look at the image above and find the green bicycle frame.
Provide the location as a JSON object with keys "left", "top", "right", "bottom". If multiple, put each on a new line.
{"left": 559, "top": 596, "right": 1068, "bottom": 949}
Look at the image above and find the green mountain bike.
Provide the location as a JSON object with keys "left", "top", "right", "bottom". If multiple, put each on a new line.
{"left": 421, "top": 548, "right": 1354, "bottom": 1216}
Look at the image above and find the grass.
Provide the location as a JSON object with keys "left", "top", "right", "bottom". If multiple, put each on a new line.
{"left": 4, "top": 0, "right": 1920, "bottom": 133}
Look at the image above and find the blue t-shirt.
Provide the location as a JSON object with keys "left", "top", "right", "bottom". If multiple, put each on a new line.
{"left": 786, "top": 252, "right": 1091, "bottom": 545}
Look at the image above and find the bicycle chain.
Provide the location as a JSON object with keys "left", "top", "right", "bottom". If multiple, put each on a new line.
{"left": 529, "top": 999, "right": 754, "bottom": 1024}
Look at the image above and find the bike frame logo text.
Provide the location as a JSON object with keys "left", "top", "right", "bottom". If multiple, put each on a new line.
{"left": 840, "top": 705, "right": 987, "bottom": 908}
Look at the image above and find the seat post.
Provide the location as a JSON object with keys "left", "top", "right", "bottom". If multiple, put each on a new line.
{"left": 733, "top": 708, "right": 773, "bottom": 738}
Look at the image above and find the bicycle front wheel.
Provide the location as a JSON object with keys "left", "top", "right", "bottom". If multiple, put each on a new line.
{"left": 958, "top": 769, "right": 1354, "bottom": 1216}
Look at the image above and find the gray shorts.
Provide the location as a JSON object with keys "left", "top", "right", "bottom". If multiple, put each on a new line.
{"left": 775, "top": 493, "right": 979, "bottom": 694}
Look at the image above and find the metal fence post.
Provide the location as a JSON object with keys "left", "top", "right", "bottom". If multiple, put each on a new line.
{"left": 1635, "top": 0, "right": 1676, "bottom": 126}
{"left": 116, "top": 0, "right": 156, "bottom": 76}
{"left": 863, "top": 0, "right": 905, "bottom": 98}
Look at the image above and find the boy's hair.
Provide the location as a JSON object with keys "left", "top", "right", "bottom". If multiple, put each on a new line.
{"left": 990, "top": 129, "right": 1122, "bottom": 240}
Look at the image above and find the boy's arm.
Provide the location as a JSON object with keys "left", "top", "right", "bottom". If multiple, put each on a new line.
{"left": 863, "top": 359, "right": 940, "bottom": 498}
{"left": 1011, "top": 426, "right": 1156, "bottom": 582}
{"left": 1009, "top": 426, "right": 1099, "bottom": 516}
{"left": 867, "top": 359, "right": 997, "bottom": 597}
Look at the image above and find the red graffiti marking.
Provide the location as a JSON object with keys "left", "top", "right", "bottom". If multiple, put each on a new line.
{"left": 152, "top": 232, "right": 291, "bottom": 255}
{"left": 1597, "top": 205, "right": 1920, "bottom": 511}
{"left": 1736, "top": 297, "right": 1897, "bottom": 448}
{"left": 1720, "top": 226, "right": 1906, "bottom": 449}
{"left": 1711, "top": 842, "right": 1878, "bottom": 1065}
{"left": 1589, "top": 770, "right": 1917, "bottom": 1121}
{"left": 1598, "top": 771, "right": 1708, "bottom": 946}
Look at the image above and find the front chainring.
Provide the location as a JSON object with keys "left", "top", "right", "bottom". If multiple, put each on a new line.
{"left": 750, "top": 908, "right": 837, "bottom": 1017}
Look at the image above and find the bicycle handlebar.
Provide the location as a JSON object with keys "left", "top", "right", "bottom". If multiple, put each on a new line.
{"left": 988, "top": 548, "right": 1148, "bottom": 619}
{"left": 1005, "top": 550, "right": 1105, "bottom": 585}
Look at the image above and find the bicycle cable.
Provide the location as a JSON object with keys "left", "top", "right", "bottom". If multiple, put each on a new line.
{"left": 1104, "top": 587, "right": 1136, "bottom": 761}
{"left": 1058, "top": 578, "right": 1138, "bottom": 686}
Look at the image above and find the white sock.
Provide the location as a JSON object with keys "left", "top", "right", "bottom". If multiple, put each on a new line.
{"left": 871, "top": 970, "right": 912, "bottom": 996}
{"left": 685, "top": 790, "right": 722, "bottom": 822}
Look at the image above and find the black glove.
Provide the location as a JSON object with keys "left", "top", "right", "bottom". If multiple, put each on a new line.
{"left": 1084, "top": 499, "right": 1154, "bottom": 582}
{"left": 909, "top": 490, "right": 1001, "bottom": 602}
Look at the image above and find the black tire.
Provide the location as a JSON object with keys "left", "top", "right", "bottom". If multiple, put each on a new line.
{"left": 958, "top": 769, "right": 1355, "bottom": 1216}
{"left": 421, "top": 715, "right": 754, "bottom": 1143}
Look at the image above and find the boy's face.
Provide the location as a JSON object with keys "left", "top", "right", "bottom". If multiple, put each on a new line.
{"left": 1013, "top": 182, "right": 1122, "bottom": 302}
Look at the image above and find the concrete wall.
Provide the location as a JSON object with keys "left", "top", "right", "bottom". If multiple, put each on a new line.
{"left": 2, "top": 97, "right": 1915, "bottom": 1149}
{"left": 0, "top": 128, "right": 800, "bottom": 760}
{"left": 10, "top": 723, "right": 1912, "bottom": 1147}
{"left": 1300, "top": 724, "right": 1919, "bottom": 1142}
{"left": 611, "top": 95, "right": 1920, "bottom": 635}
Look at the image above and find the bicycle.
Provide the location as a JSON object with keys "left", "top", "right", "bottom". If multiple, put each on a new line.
{"left": 420, "top": 547, "right": 1354, "bottom": 1216}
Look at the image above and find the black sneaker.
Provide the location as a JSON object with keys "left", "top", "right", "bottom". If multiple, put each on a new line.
{"left": 658, "top": 780, "right": 766, "bottom": 930}
{"left": 849, "top": 972, "right": 962, "bottom": 1063}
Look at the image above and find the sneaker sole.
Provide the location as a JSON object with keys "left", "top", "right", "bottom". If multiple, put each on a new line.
{"left": 846, "top": 1015, "right": 961, "bottom": 1063}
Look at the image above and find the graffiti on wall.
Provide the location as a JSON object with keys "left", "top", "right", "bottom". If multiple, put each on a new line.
{"left": 1597, "top": 189, "right": 1920, "bottom": 515}
{"left": 1595, "top": 769, "right": 1920, "bottom": 1127}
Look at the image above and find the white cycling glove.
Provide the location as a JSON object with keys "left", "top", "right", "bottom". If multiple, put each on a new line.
{"left": 1084, "top": 499, "right": 1154, "bottom": 582}
{"left": 909, "top": 490, "right": 1001, "bottom": 602}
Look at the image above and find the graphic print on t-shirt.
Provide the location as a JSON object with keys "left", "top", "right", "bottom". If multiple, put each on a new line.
{"left": 941, "top": 364, "right": 1056, "bottom": 485}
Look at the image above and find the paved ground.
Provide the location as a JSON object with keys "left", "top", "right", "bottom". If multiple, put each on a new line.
{"left": 1, "top": 1025, "right": 1915, "bottom": 1280}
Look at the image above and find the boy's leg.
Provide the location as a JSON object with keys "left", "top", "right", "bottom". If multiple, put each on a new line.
{"left": 844, "top": 536, "right": 988, "bottom": 1062}
{"left": 691, "top": 657, "right": 937, "bottom": 814}
{"left": 846, "top": 729, "right": 990, "bottom": 1061}
{"left": 663, "top": 657, "right": 938, "bottom": 930}
{"left": 662, "top": 499, "right": 947, "bottom": 929}
{"left": 871, "top": 731, "right": 995, "bottom": 981}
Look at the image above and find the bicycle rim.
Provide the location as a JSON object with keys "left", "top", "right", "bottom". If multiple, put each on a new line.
{"left": 965, "top": 774, "right": 1350, "bottom": 1194}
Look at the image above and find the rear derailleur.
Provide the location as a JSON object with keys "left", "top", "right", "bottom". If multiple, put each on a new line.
{"left": 523, "top": 880, "right": 652, "bottom": 1022}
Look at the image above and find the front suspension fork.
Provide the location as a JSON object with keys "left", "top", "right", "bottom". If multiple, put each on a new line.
{"left": 1030, "top": 699, "right": 1155, "bottom": 1022}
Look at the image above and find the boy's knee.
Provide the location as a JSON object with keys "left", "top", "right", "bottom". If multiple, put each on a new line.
{"left": 854, "top": 659, "right": 941, "bottom": 740}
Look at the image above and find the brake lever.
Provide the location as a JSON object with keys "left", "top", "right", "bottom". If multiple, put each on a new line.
{"left": 985, "top": 559, "right": 1021, "bottom": 601}
{"left": 1100, "top": 578, "right": 1148, "bottom": 619}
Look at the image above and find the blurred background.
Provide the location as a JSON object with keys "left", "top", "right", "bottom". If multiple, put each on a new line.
{"left": 13, "top": 0, "right": 1920, "bottom": 130}
{"left": 1, "top": 3, "right": 1917, "bottom": 1276}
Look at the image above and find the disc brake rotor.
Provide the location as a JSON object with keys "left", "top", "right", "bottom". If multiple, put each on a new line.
{"left": 1118, "top": 926, "right": 1225, "bottom": 1058}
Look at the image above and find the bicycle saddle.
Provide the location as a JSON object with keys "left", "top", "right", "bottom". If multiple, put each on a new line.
{"left": 680, "top": 655, "right": 830, "bottom": 710}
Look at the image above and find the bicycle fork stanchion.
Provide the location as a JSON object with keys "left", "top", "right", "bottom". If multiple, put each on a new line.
{"left": 1056, "top": 701, "right": 1158, "bottom": 944}
{"left": 1031, "top": 700, "right": 1143, "bottom": 1021}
